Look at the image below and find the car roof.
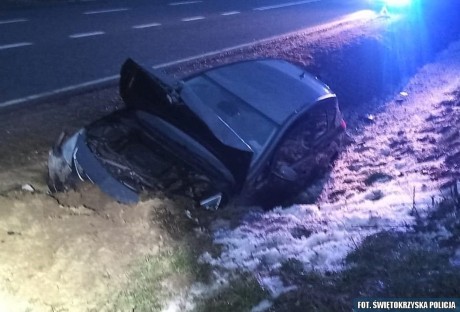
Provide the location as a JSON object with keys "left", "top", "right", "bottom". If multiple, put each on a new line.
{"left": 192, "top": 59, "right": 334, "bottom": 125}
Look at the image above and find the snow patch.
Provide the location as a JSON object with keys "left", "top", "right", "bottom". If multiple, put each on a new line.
{"left": 208, "top": 171, "right": 439, "bottom": 278}
{"left": 251, "top": 299, "right": 273, "bottom": 312}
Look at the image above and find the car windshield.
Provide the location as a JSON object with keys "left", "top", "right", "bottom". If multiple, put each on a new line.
{"left": 183, "top": 75, "right": 278, "bottom": 159}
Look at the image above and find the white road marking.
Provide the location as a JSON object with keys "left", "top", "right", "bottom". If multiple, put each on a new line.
{"left": 0, "top": 75, "right": 119, "bottom": 109}
{"left": 132, "top": 22, "right": 161, "bottom": 29}
{"left": 0, "top": 18, "right": 28, "bottom": 25}
{"left": 169, "top": 1, "right": 202, "bottom": 5}
{"left": 181, "top": 16, "right": 205, "bottom": 22}
{"left": 0, "top": 42, "right": 33, "bottom": 50}
{"left": 84, "top": 8, "right": 129, "bottom": 15}
{"left": 221, "top": 11, "right": 240, "bottom": 16}
{"left": 0, "top": 14, "right": 367, "bottom": 110}
{"left": 254, "top": 0, "right": 320, "bottom": 11}
{"left": 69, "top": 31, "right": 105, "bottom": 38}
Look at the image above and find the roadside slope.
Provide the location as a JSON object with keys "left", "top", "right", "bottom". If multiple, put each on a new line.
{"left": 0, "top": 2, "right": 459, "bottom": 311}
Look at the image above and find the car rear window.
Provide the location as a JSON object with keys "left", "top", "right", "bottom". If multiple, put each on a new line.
{"left": 310, "top": 106, "right": 329, "bottom": 141}
{"left": 275, "top": 100, "right": 337, "bottom": 166}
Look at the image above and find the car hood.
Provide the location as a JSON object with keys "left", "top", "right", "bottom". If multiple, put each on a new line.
{"left": 119, "top": 58, "right": 253, "bottom": 187}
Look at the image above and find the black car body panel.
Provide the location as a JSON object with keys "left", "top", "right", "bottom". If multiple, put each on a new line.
{"left": 48, "top": 58, "right": 345, "bottom": 207}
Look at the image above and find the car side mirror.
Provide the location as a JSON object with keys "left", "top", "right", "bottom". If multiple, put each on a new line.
{"left": 273, "top": 164, "right": 298, "bottom": 182}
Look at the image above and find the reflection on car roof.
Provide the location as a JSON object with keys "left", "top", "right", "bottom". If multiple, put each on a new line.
{"left": 202, "top": 59, "right": 332, "bottom": 124}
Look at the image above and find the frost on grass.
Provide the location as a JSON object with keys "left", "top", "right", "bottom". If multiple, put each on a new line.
{"left": 203, "top": 40, "right": 460, "bottom": 297}
{"left": 205, "top": 172, "right": 439, "bottom": 296}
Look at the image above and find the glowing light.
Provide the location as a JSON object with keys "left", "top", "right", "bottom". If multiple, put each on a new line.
{"left": 382, "top": 0, "right": 412, "bottom": 7}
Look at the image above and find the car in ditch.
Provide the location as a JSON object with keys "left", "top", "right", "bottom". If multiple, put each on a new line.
{"left": 48, "top": 58, "right": 346, "bottom": 209}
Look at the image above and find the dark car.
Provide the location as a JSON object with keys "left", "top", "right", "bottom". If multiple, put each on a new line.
{"left": 48, "top": 58, "right": 346, "bottom": 209}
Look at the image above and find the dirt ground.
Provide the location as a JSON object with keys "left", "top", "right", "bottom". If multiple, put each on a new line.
{"left": 0, "top": 2, "right": 459, "bottom": 311}
{"left": 0, "top": 192, "right": 164, "bottom": 311}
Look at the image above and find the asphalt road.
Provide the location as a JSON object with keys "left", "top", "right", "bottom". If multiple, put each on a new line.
{"left": 0, "top": 0, "right": 368, "bottom": 107}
